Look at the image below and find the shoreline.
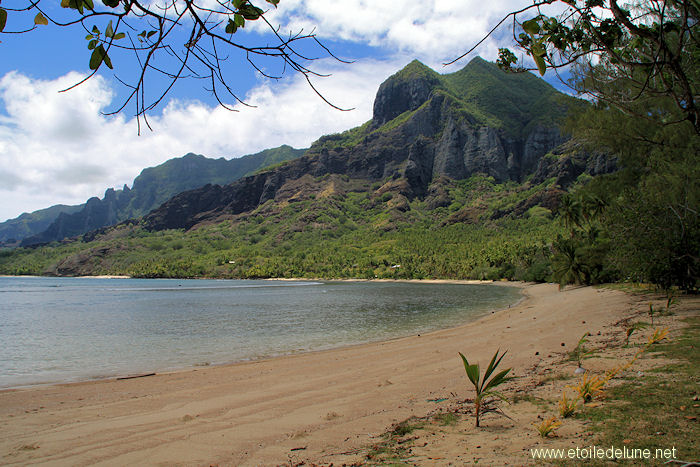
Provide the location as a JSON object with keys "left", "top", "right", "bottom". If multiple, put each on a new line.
{"left": 0, "top": 274, "right": 132, "bottom": 279}
{"left": 0, "top": 279, "right": 526, "bottom": 391}
{"left": 2, "top": 274, "right": 514, "bottom": 283}
{"left": 0, "top": 283, "right": 638, "bottom": 466}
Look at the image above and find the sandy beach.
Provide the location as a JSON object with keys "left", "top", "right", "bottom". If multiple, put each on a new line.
{"left": 0, "top": 282, "right": 682, "bottom": 466}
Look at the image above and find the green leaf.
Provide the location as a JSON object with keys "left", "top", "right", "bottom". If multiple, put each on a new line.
{"left": 84, "top": 0, "right": 95, "bottom": 10}
{"left": 102, "top": 0, "right": 120, "bottom": 7}
{"left": 239, "top": 4, "right": 263, "bottom": 19}
{"left": 460, "top": 353, "right": 480, "bottom": 388}
{"left": 232, "top": 0, "right": 246, "bottom": 8}
{"left": 60, "top": 0, "right": 84, "bottom": 10}
{"left": 234, "top": 13, "right": 245, "bottom": 27}
{"left": 0, "top": 8, "right": 7, "bottom": 33}
{"left": 483, "top": 368, "right": 512, "bottom": 392}
{"left": 522, "top": 18, "right": 540, "bottom": 35}
{"left": 530, "top": 39, "right": 544, "bottom": 57}
{"left": 88, "top": 39, "right": 98, "bottom": 50}
{"left": 146, "top": 30, "right": 157, "bottom": 39}
{"left": 225, "top": 19, "right": 237, "bottom": 34}
{"left": 577, "top": 332, "right": 589, "bottom": 347}
{"left": 459, "top": 352, "right": 469, "bottom": 370}
{"left": 92, "top": 25, "right": 99, "bottom": 34}
{"left": 89, "top": 44, "right": 106, "bottom": 70}
{"left": 105, "top": 20, "right": 114, "bottom": 38}
{"left": 460, "top": 353, "right": 478, "bottom": 388}
{"left": 467, "top": 364, "right": 480, "bottom": 389}
{"left": 482, "top": 349, "right": 502, "bottom": 383}
{"left": 266, "top": 0, "right": 279, "bottom": 5}
{"left": 533, "top": 52, "right": 546, "bottom": 76}
{"left": 34, "top": 12, "right": 49, "bottom": 26}
{"left": 103, "top": 52, "right": 113, "bottom": 69}
{"left": 85, "top": 34, "right": 95, "bottom": 40}
{"left": 113, "top": 32, "right": 125, "bottom": 40}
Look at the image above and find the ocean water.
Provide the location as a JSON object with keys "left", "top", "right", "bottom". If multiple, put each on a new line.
{"left": 0, "top": 277, "right": 521, "bottom": 388}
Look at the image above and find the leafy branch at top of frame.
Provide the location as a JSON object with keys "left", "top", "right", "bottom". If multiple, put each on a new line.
{"left": 0, "top": 0, "right": 349, "bottom": 132}
{"left": 446, "top": 0, "right": 700, "bottom": 135}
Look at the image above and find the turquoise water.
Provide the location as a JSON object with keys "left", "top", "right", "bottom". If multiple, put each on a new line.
{"left": 0, "top": 277, "right": 521, "bottom": 388}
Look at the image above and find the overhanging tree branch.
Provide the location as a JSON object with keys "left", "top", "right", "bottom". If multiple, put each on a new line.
{"left": 0, "top": 0, "right": 349, "bottom": 132}
{"left": 448, "top": 0, "right": 700, "bottom": 135}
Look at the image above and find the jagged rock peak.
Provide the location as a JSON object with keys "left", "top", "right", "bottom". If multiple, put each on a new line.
{"left": 395, "top": 59, "right": 438, "bottom": 78}
{"left": 370, "top": 56, "right": 559, "bottom": 133}
{"left": 126, "top": 58, "right": 599, "bottom": 234}
{"left": 372, "top": 59, "right": 441, "bottom": 127}
{"left": 17, "top": 146, "right": 306, "bottom": 246}
{"left": 181, "top": 152, "right": 206, "bottom": 160}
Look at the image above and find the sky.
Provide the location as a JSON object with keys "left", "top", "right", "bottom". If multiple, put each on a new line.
{"left": 0, "top": 0, "right": 553, "bottom": 222}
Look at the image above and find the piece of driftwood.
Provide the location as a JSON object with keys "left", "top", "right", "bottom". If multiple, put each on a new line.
{"left": 116, "top": 372, "right": 156, "bottom": 380}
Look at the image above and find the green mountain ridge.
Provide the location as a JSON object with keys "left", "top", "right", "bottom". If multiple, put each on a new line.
{"left": 12, "top": 145, "right": 305, "bottom": 246}
{"left": 122, "top": 145, "right": 306, "bottom": 219}
{"left": 310, "top": 57, "right": 574, "bottom": 155}
{"left": 0, "top": 174, "right": 566, "bottom": 280}
{"left": 0, "top": 204, "right": 83, "bottom": 246}
{"left": 0, "top": 57, "right": 615, "bottom": 280}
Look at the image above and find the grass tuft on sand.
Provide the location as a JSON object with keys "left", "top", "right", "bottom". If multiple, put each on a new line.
{"left": 579, "top": 315, "right": 699, "bottom": 464}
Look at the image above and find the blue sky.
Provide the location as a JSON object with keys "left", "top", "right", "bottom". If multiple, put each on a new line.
{"left": 0, "top": 0, "right": 559, "bottom": 222}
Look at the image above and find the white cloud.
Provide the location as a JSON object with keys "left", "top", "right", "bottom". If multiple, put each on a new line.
{"left": 261, "top": 0, "right": 524, "bottom": 69}
{"left": 0, "top": 58, "right": 401, "bottom": 222}
{"left": 0, "top": 0, "right": 551, "bottom": 222}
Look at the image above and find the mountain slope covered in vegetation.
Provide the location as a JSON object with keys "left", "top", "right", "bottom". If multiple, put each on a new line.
{"left": 0, "top": 204, "right": 83, "bottom": 246}
{"left": 139, "top": 58, "right": 604, "bottom": 233}
{"left": 14, "top": 145, "right": 305, "bottom": 246}
{"left": 0, "top": 58, "right": 616, "bottom": 280}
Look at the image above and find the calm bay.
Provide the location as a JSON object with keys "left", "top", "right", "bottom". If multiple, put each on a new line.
{"left": 0, "top": 276, "right": 521, "bottom": 388}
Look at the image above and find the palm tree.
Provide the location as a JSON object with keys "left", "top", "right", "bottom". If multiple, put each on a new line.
{"left": 552, "top": 237, "right": 587, "bottom": 288}
{"left": 558, "top": 195, "right": 582, "bottom": 238}
{"left": 459, "top": 350, "right": 513, "bottom": 427}
{"left": 579, "top": 192, "right": 606, "bottom": 225}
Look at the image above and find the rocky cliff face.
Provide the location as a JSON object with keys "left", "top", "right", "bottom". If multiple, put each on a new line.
{"left": 0, "top": 204, "right": 82, "bottom": 244}
{"left": 371, "top": 60, "right": 441, "bottom": 127}
{"left": 20, "top": 146, "right": 305, "bottom": 246}
{"left": 142, "top": 58, "right": 610, "bottom": 233}
{"left": 531, "top": 142, "right": 617, "bottom": 187}
{"left": 22, "top": 191, "right": 128, "bottom": 247}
